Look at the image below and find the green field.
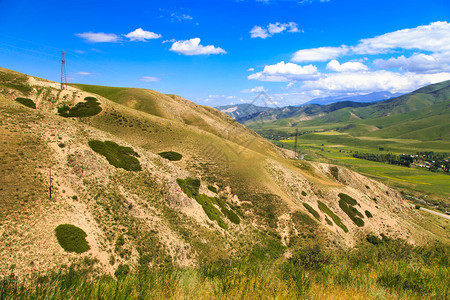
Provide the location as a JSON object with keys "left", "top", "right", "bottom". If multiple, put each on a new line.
{"left": 273, "top": 134, "right": 449, "bottom": 209}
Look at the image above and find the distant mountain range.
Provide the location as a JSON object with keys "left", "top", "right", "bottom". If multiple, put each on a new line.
{"left": 217, "top": 91, "right": 403, "bottom": 123}
{"left": 301, "top": 91, "right": 403, "bottom": 106}
{"left": 246, "top": 79, "right": 450, "bottom": 142}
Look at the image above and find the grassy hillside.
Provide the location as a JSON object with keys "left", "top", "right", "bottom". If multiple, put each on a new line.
{"left": 0, "top": 67, "right": 448, "bottom": 299}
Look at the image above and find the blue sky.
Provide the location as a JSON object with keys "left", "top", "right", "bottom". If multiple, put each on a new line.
{"left": 0, "top": 0, "right": 449, "bottom": 107}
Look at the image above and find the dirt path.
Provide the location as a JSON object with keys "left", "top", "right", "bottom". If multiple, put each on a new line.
{"left": 419, "top": 207, "right": 450, "bottom": 220}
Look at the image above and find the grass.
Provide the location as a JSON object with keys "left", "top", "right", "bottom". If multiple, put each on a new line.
{"left": 58, "top": 97, "right": 102, "bottom": 117}
{"left": 1, "top": 239, "right": 448, "bottom": 299}
{"left": 54, "top": 224, "right": 90, "bottom": 254}
{"left": 302, "top": 203, "right": 320, "bottom": 220}
{"left": 14, "top": 98, "right": 35, "bottom": 109}
{"left": 158, "top": 151, "right": 182, "bottom": 161}
{"left": 88, "top": 140, "right": 142, "bottom": 171}
{"left": 317, "top": 200, "right": 348, "bottom": 233}
{"left": 338, "top": 193, "right": 365, "bottom": 227}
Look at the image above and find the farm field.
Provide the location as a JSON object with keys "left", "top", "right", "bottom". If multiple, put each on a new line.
{"left": 272, "top": 132, "right": 449, "bottom": 210}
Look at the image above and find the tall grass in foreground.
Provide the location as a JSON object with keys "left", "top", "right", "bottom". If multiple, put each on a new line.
{"left": 1, "top": 240, "right": 448, "bottom": 299}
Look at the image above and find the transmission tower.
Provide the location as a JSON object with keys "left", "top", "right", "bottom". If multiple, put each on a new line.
{"left": 61, "top": 50, "right": 67, "bottom": 90}
{"left": 294, "top": 128, "right": 299, "bottom": 159}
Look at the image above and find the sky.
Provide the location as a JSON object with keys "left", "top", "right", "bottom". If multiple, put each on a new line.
{"left": 0, "top": 0, "right": 449, "bottom": 107}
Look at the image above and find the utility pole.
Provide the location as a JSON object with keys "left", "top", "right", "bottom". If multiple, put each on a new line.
{"left": 61, "top": 50, "right": 67, "bottom": 90}
{"left": 49, "top": 167, "right": 52, "bottom": 199}
{"left": 293, "top": 128, "right": 299, "bottom": 159}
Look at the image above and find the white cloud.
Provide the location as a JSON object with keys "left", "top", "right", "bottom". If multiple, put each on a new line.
{"left": 250, "top": 26, "right": 270, "bottom": 39}
{"left": 326, "top": 60, "right": 368, "bottom": 72}
{"left": 170, "top": 38, "right": 226, "bottom": 56}
{"left": 77, "top": 72, "right": 91, "bottom": 75}
{"left": 247, "top": 67, "right": 255, "bottom": 71}
{"left": 248, "top": 61, "right": 320, "bottom": 82}
{"left": 353, "top": 21, "right": 450, "bottom": 54}
{"left": 124, "top": 28, "right": 161, "bottom": 41}
{"left": 250, "top": 22, "right": 301, "bottom": 39}
{"left": 75, "top": 32, "right": 120, "bottom": 43}
{"left": 292, "top": 46, "right": 349, "bottom": 62}
{"left": 374, "top": 53, "right": 450, "bottom": 74}
{"left": 302, "top": 70, "right": 450, "bottom": 93}
{"left": 241, "top": 86, "right": 267, "bottom": 93}
{"left": 140, "top": 76, "right": 160, "bottom": 82}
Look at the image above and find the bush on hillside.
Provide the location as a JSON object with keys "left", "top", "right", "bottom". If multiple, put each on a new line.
{"left": 15, "top": 97, "right": 36, "bottom": 109}
{"left": 317, "top": 200, "right": 348, "bottom": 233}
{"left": 158, "top": 151, "right": 182, "bottom": 161}
{"left": 58, "top": 97, "right": 102, "bottom": 117}
{"left": 88, "top": 140, "right": 141, "bottom": 171}
{"left": 302, "top": 203, "right": 320, "bottom": 220}
{"left": 55, "top": 224, "right": 90, "bottom": 254}
{"left": 338, "top": 193, "right": 365, "bottom": 227}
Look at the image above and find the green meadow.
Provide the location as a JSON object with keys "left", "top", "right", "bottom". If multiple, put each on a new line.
{"left": 272, "top": 132, "right": 449, "bottom": 209}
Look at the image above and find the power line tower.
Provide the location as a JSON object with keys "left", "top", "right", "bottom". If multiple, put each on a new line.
{"left": 61, "top": 50, "right": 67, "bottom": 90}
{"left": 293, "top": 128, "right": 299, "bottom": 159}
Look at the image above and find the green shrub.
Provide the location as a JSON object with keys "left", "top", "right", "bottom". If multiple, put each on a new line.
{"left": 176, "top": 178, "right": 200, "bottom": 198}
{"left": 365, "top": 210, "right": 373, "bottom": 218}
{"left": 58, "top": 97, "right": 102, "bottom": 117}
{"left": 338, "top": 193, "right": 364, "bottom": 227}
{"left": 317, "top": 201, "right": 348, "bottom": 233}
{"left": 325, "top": 217, "right": 332, "bottom": 225}
{"left": 158, "top": 151, "right": 182, "bottom": 161}
{"left": 88, "top": 140, "right": 141, "bottom": 171}
{"left": 329, "top": 166, "right": 339, "bottom": 180}
{"left": 14, "top": 97, "right": 36, "bottom": 109}
{"left": 366, "top": 234, "right": 382, "bottom": 245}
{"left": 55, "top": 224, "right": 90, "bottom": 253}
{"left": 207, "top": 185, "right": 218, "bottom": 193}
{"left": 292, "top": 244, "right": 333, "bottom": 271}
{"left": 177, "top": 178, "right": 240, "bottom": 228}
{"left": 114, "top": 264, "right": 130, "bottom": 279}
{"left": 301, "top": 191, "right": 307, "bottom": 196}
{"left": 302, "top": 203, "right": 320, "bottom": 220}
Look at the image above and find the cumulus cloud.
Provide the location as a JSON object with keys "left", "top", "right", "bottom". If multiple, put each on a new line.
{"left": 250, "top": 22, "right": 301, "bottom": 39}
{"left": 291, "top": 21, "right": 450, "bottom": 64}
{"left": 124, "top": 28, "right": 161, "bottom": 41}
{"left": 292, "top": 46, "right": 349, "bottom": 62}
{"left": 302, "top": 70, "right": 450, "bottom": 93}
{"left": 241, "top": 86, "right": 267, "bottom": 93}
{"left": 75, "top": 32, "right": 120, "bottom": 43}
{"left": 353, "top": 21, "right": 450, "bottom": 54}
{"left": 374, "top": 52, "right": 450, "bottom": 74}
{"left": 247, "top": 67, "right": 255, "bottom": 71}
{"left": 248, "top": 61, "right": 320, "bottom": 82}
{"left": 140, "top": 76, "right": 161, "bottom": 82}
{"left": 170, "top": 38, "right": 226, "bottom": 55}
{"left": 326, "top": 60, "right": 368, "bottom": 72}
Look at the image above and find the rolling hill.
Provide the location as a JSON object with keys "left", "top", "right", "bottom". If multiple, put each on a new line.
{"left": 0, "top": 67, "right": 448, "bottom": 298}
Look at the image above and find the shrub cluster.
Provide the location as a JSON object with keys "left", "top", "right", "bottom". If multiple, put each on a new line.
{"left": 55, "top": 224, "right": 90, "bottom": 253}
{"left": 58, "top": 97, "right": 102, "bottom": 117}
{"left": 88, "top": 140, "right": 141, "bottom": 171}
{"left": 158, "top": 151, "right": 182, "bottom": 161}
{"left": 176, "top": 178, "right": 240, "bottom": 229}
{"left": 302, "top": 203, "right": 320, "bottom": 220}
{"left": 14, "top": 97, "right": 36, "bottom": 109}
{"left": 317, "top": 200, "right": 348, "bottom": 233}
{"left": 338, "top": 193, "right": 364, "bottom": 227}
